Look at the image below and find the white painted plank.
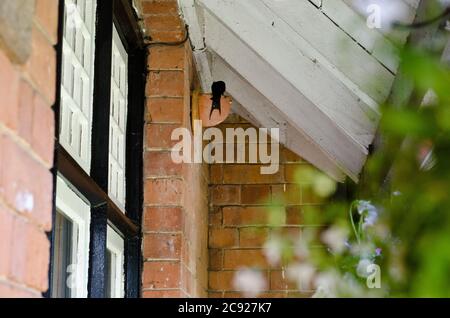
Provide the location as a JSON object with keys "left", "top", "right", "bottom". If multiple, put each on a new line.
{"left": 212, "top": 55, "right": 346, "bottom": 181}
{"left": 343, "top": 0, "right": 417, "bottom": 45}
{"left": 308, "top": 0, "right": 322, "bottom": 8}
{"left": 320, "top": 0, "right": 400, "bottom": 73}
{"left": 200, "top": 0, "right": 378, "bottom": 149}
{"left": 204, "top": 11, "right": 367, "bottom": 180}
{"left": 258, "top": 0, "right": 394, "bottom": 104}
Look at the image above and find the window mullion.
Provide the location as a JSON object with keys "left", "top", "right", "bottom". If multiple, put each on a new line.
{"left": 90, "top": 0, "right": 113, "bottom": 191}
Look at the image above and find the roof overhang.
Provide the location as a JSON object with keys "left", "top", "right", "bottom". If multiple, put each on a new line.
{"left": 178, "top": 0, "right": 418, "bottom": 182}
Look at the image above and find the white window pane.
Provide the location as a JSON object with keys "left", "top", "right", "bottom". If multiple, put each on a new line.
{"left": 108, "top": 25, "right": 128, "bottom": 211}
{"left": 51, "top": 212, "right": 74, "bottom": 298}
{"left": 106, "top": 226, "right": 125, "bottom": 298}
{"left": 60, "top": 0, "right": 97, "bottom": 173}
{"left": 54, "top": 176, "right": 91, "bottom": 298}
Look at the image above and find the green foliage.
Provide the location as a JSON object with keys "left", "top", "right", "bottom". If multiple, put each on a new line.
{"left": 263, "top": 14, "right": 450, "bottom": 297}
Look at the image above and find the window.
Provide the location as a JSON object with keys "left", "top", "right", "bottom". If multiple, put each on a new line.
{"left": 109, "top": 25, "right": 128, "bottom": 210}
{"left": 60, "top": 0, "right": 96, "bottom": 172}
{"left": 52, "top": 176, "right": 90, "bottom": 298}
{"left": 106, "top": 226, "right": 125, "bottom": 298}
{"left": 49, "top": 0, "right": 146, "bottom": 299}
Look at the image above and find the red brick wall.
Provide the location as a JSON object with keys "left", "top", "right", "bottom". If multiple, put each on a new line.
{"left": 141, "top": 0, "right": 209, "bottom": 298}
{"left": 0, "top": 0, "right": 58, "bottom": 297}
{"left": 208, "top": 115, "right": 323, "bottom": 298}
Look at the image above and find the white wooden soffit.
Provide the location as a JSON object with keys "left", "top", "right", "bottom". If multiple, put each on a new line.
{"left": 178, "top": 0, "right": 412, "bottom": 182}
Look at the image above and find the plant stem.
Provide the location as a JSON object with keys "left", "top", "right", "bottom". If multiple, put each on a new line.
{"left": 349, "top": 201, "right": 360, "bottom": 244}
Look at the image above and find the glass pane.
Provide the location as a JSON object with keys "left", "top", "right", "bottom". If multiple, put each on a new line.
{"left": 51, "top": 212, "right": 74, "bottom": 298}
{"left": 59, "top": 0, "right": 97, "bottom": 172}
{"left": 106, "top": 226, "right": 125, "bottom": 298}
{"left": 105, "top": 250, "right": 113, "bottom": 298}
{"left": 108, "top": 24, "right": 128, "bottom": 211}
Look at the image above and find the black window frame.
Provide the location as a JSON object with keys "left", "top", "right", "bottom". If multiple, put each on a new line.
{"left": 47, "top": 0, "right": 147, "bottom": 298}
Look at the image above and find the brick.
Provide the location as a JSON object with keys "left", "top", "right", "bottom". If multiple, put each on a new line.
{"left": 285, "top": 164, "right": 313, "bottom": 184}
{"left": 0, "top": 207, "right": 14, "bottom": 277}
{"left": 145, "top": 123, "right": 181, "bottom": 149}
{"left": 286, "top": 206, "right": 304, "bottom": 225}
{"left": 282, "top": 148, "right": 303, "bottom": 163}
{"left": 147, "top": 30, "right": 185, "bottom": 43}
{"left": 209, "top": 207, "right": 222, "bottom": 226}
{"left": 143, "top": 233, "right": 181, "bottom": 259}
{"left": 34, "top": 0, "right": 59, "bottom": 44}
{"left": 209, "top": 228, "right": 237, "bottom": 248}
{"left": 0, "top": 134, "right": 53, "bottom": 231}
{"left": 302, "top": 187, "right": 323, "bottom": 205}
{"left": 9, "top": 216, "right": 28, "bottom": 283}
{"left": 223, "top": 165, "right": 284, "bottom": 184}
{"left": 142, "top": 0, "right": 179, "bottom": 15}
{"left": 0, "top": 50, "right": 20, "bottom": 130}
{"left": 17, "top": 79, "right": 34, "bottom": 144}
{"left": 223, "top": 207, "right": 269, "bottom": 226}
{"left": 0, "top": 282, "right": 39, "bottom": 298}
{"left": 210, "top": 165, "right": 223, "bottom": 184}
{"left": 272, "top": 184, "right": 301, "bottom": 205}
{"left": 143, "top": 207, "right": 183, "bottom": 232}
{"left": 142, "top": 290, "right": 182, "bottom": 298}
{"left": 276, "top": 227, "right": 302, "bottom": 242}
{"left": 0, "top": 0, "right": 35, "bottom": 64}
{"left": 148, "top": 46, "right": 185, "bottom": 70}
{"left": 241, "top": 185, "right": 271, "bottom": 205}
{"left": 258, "top": 292, "right": 287, "bottom": 298}
{"left": 31, "top": 93, "right": 54, "bottom": 165}
{"left": 144, "top": 15, "right": 183, "bottom": 31}
{"left": 270, "top": 271, "right": 297, "bottom": 291}
{"left": 209, "top": 249, "right": 223, "bottom": 270}
{"left": 209, "top": 291, "right": 224, "bottom": 298}
{"left": 144, "top": 178, "right": 184, "bottom": 206}
{"left": 24, "top": 222, "right": 50, "bottom": 291}
{"left": 210, "top": 185, "right": 240, "bottom": 206}
{"left": 147, "top": 71, "right": 185, "bottom": 97}
{"left": 143, "top": 261, "right": 181, "bottom": 289}
{"left": 144, "top": 151, "right": 183, "bottom": 177}
{"left": 25, "top": 27, "right": 56, "bottom": 104}
{"left": 288, "top": 291, "right": 315, "bottom": 298}
{"left": 222, "top": 292, "right": 245, "bottom": 298}
{"left": 239, "top": 228, "right": 269, "bottom": 247}
{"left": 223, "top": 249, "right": 267, "bottom": 270}
{"left": 147, "top": 98, "right": 184, "bottom": 123}
{"left": 209, "top": 271, "right": 235, "bottom": 290}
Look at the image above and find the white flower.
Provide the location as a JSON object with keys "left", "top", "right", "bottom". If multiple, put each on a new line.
{"left": 356, "top": 200, "right": 377, "bottom": 214}
{"left": 363, "top": 210, "right": 378, "bottom": 229}
{"left": 351, "top": 242, "right": 375, "bottom": 258}
{"left": 294, "top": 240, "right": 310, "bottom": 259}
{"left": 233, "top": 268, "right": 267, "bottom": 298}
{"left": 286, "top": 263, "right": 316, "bottom": 290}
{"left": 357, "top": 258, "right": 374, "bottom": 278}
{"left": 263, "top": 237, "right": 283, "bottom": 266}
{"left": 356, "top": 200, "right": 379, "bottom": 229}
{"left": 321, "top": 226, "right": 348, "bottom": 254}
{"left": 312, "top": 271, "right": 339, "bottom": 298}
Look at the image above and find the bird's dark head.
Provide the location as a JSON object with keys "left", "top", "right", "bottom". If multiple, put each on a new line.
{"left": 211, "top": 81, "right": 226, "bottom": 96}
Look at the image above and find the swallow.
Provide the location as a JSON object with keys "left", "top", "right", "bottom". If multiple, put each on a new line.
{"left": 210, "top": 81, "right": 226, "bottom": 119}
